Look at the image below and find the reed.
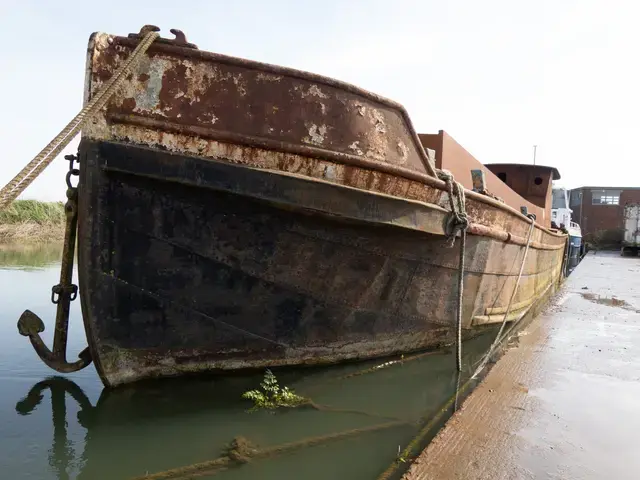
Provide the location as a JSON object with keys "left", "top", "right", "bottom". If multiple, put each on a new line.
{"left": 0, "top": 200, "right": 65, "bottom": 243}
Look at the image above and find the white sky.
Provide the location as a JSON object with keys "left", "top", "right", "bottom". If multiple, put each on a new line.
{"left": 1, "top": 0, "right": 637, "bottom": 201}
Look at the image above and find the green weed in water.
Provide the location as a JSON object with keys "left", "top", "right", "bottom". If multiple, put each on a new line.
{"left": 242, "top": 370, "right": 307, "bottom": 411}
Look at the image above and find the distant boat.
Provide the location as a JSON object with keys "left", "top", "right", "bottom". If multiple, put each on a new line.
{"left": 552, "top": 186, "right": 582, "bottom": 258}
{"left": 18, "top": 26, "right": 568, "bottom": 387}
{"left": 622, "top": 203, "right": 640, "bottom": 256}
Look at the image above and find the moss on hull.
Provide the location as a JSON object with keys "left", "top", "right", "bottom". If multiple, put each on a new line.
{"left": 0, "top": 200, "right": 65, "bottom": 243}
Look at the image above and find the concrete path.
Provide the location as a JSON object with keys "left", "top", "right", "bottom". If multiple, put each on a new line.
{"left": 404, "top": 251, "right": 640, "bottom": 480}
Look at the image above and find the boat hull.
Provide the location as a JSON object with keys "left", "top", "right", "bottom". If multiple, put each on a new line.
{"left": 77, "top": 140, "right": 565, "bottom": 387}
{"left": 71, "top": 28, "right": 567, "bottom": 387}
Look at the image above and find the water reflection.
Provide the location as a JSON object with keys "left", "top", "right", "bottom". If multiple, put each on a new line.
{"left": 0, "top": 242, "right": 63, "bottom": 270}
{"left": 16, "top": 377, "right": 92, "bottom": 480}
{"left": 12, "top": 333, "right": 496, "bottom": 480}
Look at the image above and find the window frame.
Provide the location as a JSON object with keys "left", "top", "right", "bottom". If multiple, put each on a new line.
{"left": 591, "top": 189, "right": 620, "bottom": 206}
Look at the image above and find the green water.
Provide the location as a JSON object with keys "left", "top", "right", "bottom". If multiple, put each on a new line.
{"left": 0, "top": 243, "right": 498, "bottom": 480}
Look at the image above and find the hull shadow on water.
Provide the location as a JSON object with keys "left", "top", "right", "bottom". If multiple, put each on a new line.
{"left": 14, "top": 329, "right": 501, "bottom": 480}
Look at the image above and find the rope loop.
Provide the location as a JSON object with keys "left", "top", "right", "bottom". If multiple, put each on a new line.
{"left": 435, "top": 169, "right": 469, "bottom": 371}
{"left": 437, "top": 169, "right": 468, "bottom": 248}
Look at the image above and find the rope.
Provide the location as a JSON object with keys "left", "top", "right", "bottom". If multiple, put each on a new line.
{"left": 0, "top": 31, "right": 160, "bottom": 210}
{"left": 131, "top": 421, "right": 407, "bottom": 480}
{"left": 437, "top": 170, "right": 468, "bottom": 248}
{"left": 471, "top": 215, "right": 536, "bottom": 379}
{"left": 455, "top": 228, "right": 466, "bottom": 371}
{"left": 436, "top": 169, "right": 469, "bottom": 372}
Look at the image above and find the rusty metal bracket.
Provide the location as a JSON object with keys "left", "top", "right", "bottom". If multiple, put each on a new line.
{"left": 16, "top": 154, "right": 92, "bottom": 373}
{"left": 128, "top": 25, "right": 198, "bottom": 49}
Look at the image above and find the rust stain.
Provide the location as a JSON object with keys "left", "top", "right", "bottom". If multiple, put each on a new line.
{"left": 83, "top": 30, "right": 566, "bottom": 253}
{"left": 86, "top": 33, "right": 431, "bottom": 176}
{"left": 121, "top": 97, "right": 137, "bottom": 111}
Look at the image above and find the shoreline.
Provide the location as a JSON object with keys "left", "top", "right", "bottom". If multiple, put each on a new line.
{"left": 0, "top": 222, "right": 65, "bottom": 244}
{"left": 0, "top": 200, "right": 66, "bottom": 244}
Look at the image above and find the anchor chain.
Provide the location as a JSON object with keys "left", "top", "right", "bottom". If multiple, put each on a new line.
{"left": 16, "top": 154, "right": 92, "bottom": 373}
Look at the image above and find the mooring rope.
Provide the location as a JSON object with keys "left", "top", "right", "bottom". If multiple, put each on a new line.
{"left": 436, "top": 169, "right": 469, "bottom": 372}
{"left": 471, "top": 215, "right": 536, "bottom": 379}
{"left": 0, "top": 30, "right": 160, "bottom": 209}
{"left": 131, "top": 421, "right": 408, "bottom": 480}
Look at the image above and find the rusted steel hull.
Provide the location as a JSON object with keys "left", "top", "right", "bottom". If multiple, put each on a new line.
{"left": 76, "top": 28, "right": 568, "bottom": 387}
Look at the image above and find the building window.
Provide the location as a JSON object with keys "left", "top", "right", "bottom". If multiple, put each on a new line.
{"left": 497, "top": 172, "right": 507, "bottom": 183}
{"left": 591, "top": 189, "right": 620, "bottom": 205}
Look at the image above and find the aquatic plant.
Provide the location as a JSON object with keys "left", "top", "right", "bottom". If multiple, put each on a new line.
{"left": 241, "top": 369, "right": 307, "bottom": 411}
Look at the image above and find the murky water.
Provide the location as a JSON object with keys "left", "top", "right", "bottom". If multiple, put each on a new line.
{"left": 1, "top": 243, "right": 506, "bottom": 480}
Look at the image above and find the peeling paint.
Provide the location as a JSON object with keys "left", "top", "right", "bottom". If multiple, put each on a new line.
{"left": 396, "top": 141, "right": 409, "bottom": 162}
{"left": 94, "top": 33, "right": 111, "bottom": 52}
{"left": 303, "top": 84, "right": 329, "bottom": 98}
{"left": 133, "top": 58, "right": 170, "bottom": 111}
{"left": 349, "top": 141, "right": 364, "bottom": 156}
{"left": 371, "top": 109, "right": 386, "bottom": 134}
{"left": 86, "top": 35, "right": 431, "bottom": 174}
{"left": 365, "top": 147, "right": 386, "bottom": 161}
{"left": 304, "top": 124, "right": 327, "bottom": 145}
{"left": 323, "top": 165, "right": 336, "bottom": 180}
{"left": 233, "top": 74, "right": 247, "bottom": 96}
{"left": 256, "top": 72, "right": 283, "bottom": 82}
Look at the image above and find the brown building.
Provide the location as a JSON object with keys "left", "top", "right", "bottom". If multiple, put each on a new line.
{"left": 569, "top": 186, "right": 640, "bottom": 246}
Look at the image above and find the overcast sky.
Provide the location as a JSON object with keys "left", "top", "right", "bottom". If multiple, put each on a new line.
{"left": 1, "top": 0, "right": 637, "bottom": 201}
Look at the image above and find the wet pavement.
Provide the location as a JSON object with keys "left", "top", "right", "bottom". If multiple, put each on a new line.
{"left": 404, "top": 251, "right": 640, "bottom": 480}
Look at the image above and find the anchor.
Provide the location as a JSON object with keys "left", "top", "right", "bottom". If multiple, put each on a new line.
{"left": 17, "top": 154, "right": 92, "bottom": 373}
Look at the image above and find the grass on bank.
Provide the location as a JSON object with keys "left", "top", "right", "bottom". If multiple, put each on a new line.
{"left": 0, "top": 200, "right": 65, "bottom": 224}
{"left": 0, "top": 200, "right": 66, "bottom": 243}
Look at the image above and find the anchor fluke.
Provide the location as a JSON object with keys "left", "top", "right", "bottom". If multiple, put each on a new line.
{"left": 17, "top": 309, "right": 45, "bottom": 337}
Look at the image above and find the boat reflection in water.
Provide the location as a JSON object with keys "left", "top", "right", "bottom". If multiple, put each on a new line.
{"left": 15, "top": 329, "right": 503, "bottom": 480}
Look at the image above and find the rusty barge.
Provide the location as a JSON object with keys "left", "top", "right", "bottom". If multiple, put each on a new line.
{"left": 17, "top": 26, "right": 568, "bottom": 387}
